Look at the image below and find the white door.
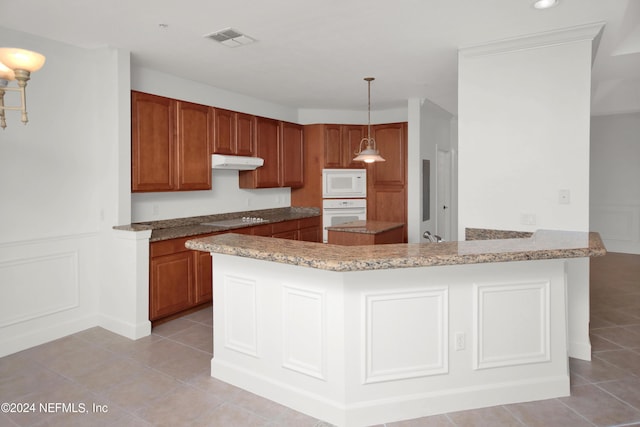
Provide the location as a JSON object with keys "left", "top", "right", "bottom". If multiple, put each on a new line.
{"left": 437, "top": 149, "right": 453, "bottom": 241}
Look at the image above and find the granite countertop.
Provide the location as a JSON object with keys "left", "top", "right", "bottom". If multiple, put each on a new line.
{"left": 326, "top": 220, "right": 404, "bottom": 235}
{"left": 186, "top": 229, "right": 606, "bottom": 272}
{"left": 113, "top": 207, "right": 320, "bottom": 242}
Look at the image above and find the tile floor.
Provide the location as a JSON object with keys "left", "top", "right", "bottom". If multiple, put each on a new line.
{"left": 1, "top": 252, "right": 639, "bottom": 426}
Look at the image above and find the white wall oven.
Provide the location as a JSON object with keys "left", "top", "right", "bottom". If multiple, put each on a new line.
{"left": 322, "top": 199, "right": 367, "bottom": 243}
{"left": 322, "top": 169, "right": 366, "bottom": 199}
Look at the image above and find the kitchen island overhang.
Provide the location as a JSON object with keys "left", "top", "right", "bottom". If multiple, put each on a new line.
{"left": 186, "top": 231, "right": 605, "bottom": 427}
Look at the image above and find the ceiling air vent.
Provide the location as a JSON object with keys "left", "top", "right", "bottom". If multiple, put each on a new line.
{"left": 204, "top": 28, "right": 256, "bottom": 48}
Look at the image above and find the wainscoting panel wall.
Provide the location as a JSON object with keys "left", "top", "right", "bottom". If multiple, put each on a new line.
{"left": 282, "top": 286, "right": 327, "bottom": 380}
{"left": 474, "top": 280, "right": 550, "bottom": 369}
{"left": 223, "top": 275, "right": 259, "bottom": 357}
{"left": 0, "top": 233, "right": 100, "bottom": 357}
{"left": 363, "top": 288, "right": 448, "bottom": 383}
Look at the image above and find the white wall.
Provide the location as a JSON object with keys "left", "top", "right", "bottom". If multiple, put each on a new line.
{"left": 131, "top": 171, "right": 292, "bottom": 222}
{"left": 457, "top": 25, "right": 601, "bottom": 236}
{"left": 457, "top": 24, "right": 602, "bottom": 361}
{"left": 590, "top": 112, "right": 640, "bottom": 254}
{"left": 0, "top": 27, "right": 124, "bottom": 356}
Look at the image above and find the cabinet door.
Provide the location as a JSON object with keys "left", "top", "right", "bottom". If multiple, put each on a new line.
{"left": 323, "top": 125, "right": 342, "bottom": 168}
{"left": 177, "top": 101, "right": 212, "bottom": 190}
{"left": 280, "top": 122, "right": 304, "bottom": 188}
{"left": 367, "top": 122, "right": 407, "bottom": 242}
{"left": 343, "top": 125, "right": 367, "bottom": 168}
{"left": 149, "top": 251, "right": 195, "bottom": 320}
{"left": 240, "top": 117, "right": 280, "bottom": 188}
{"left": 370, "top": 123, "right": 406, "bottom": 186}
{"left": 211, "top": 108, "right": 235, "bottom": 155}
{"left": 235, "top": 113, "right": 256, "bottom": 156}
{"left": 299, "top": 226, "right": 321, "bottom": 242}
{"left": 195, "top": 250, "right": 213, "bottom": 304}
{"left": 132, "top": 92, "right": 176, "bottom": 192}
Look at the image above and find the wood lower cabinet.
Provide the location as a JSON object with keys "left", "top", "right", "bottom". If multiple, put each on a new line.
{"left": 195, "top": 250, "right": 213, "bottom": 303}
{"left": 148, "top": 216, "right": 321, "bottom": 322}
{"left": 150, "top": 251, "right": 195, "bottom": 321}
{"left": 149, "top": 234, "right": 215, "bottom": 322}
{"left": 298, "top": 216, "right": 322, "bottom": 242}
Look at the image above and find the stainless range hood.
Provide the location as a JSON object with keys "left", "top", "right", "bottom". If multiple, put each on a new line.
{"left": 211, "top": 154, "right": 264, "bottom": 170}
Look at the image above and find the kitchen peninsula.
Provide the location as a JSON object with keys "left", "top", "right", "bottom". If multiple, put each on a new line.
{"left": 186, "top": 230, "right": 605, "bottom": 427}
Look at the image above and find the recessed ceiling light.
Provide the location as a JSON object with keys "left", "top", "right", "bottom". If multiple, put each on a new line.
{"left": 533, "top": 0, "right": 559, "bottom": 9}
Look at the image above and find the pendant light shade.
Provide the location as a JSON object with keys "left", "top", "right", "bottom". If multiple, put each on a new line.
{"left": 353, "top": 77, "right": 385, "bottom": 163}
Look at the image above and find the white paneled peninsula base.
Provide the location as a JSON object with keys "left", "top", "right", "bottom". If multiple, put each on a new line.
{"left": 187, "top": 231, "right": 605, "bottom": 427}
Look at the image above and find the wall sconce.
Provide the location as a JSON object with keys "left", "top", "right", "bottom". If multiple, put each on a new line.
{"left": 0, "top": 47, "right": 46, "bottom": 130}
{"left": 353, "top": 77, "right": 385, "bottom": 163}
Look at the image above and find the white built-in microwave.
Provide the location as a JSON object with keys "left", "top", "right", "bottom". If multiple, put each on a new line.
{"left": 322, "top": 169, "right": 366, "bottom": 199}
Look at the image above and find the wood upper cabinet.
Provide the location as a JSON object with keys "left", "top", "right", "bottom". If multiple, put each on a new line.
{"left": 323, "top": 124, "right": 366, "bottom": 168}
{"left": 370, "top": 123, "right": 406, "bottom": 186}
{"left": 342, "top": 125, "right": 367, "bottom": 168}
{"left": 323, "top": 125, "right": 342, "bottom": 168}
{"left": 240, "top": 116, "right": 280, "bottom": 188}
{"left": 132, "top": 92, "right": 176, "bottom": 191}
{"left": 280, "top": 122, "right": 304, "bottom": 188}
{"left": 177, "top": 101, "right": 212, "bottom": 190}
{"left": 211, "top": 108, "right": 235, "bottom": 155}
{"left": 235, "top": 113, "right": 256, "bottom": 156}
{"left": 132, "top": 91, "right": 212, "bottom": 192}
{"left": 211, "top": 108, "right": 256, "bottom": 156}
{"left": 239, "top": 118, "right": 304, "bottom": 189}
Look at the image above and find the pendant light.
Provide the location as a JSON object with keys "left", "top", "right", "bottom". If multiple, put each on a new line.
{"left": 353, "top": 77, "right": 385, "bottom": 163}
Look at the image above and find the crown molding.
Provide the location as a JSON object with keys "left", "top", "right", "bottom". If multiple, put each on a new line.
{"left": 459, "top": 22, "right": 605, "bottom": 59}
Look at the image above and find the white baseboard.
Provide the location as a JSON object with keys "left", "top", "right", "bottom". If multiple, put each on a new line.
{"left": 211, "top": 358, "right": 570, "bottom": 427}
{"left": 0, "top": 314, "right": 99, "bottom": 358}
{"left": 98, "top": 314, "right": 151, "bottom": 340}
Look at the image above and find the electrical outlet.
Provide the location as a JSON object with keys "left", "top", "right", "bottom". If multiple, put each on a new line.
{"left": 455, "top": 332, "right": 465, "bottom": 351}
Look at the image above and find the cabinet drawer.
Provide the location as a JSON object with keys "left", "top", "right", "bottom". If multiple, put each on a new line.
{"left": 150, "top": 233, "right": 216, "bottom": 258}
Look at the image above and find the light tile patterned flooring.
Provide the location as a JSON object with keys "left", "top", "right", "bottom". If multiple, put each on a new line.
{"left": 1, "top": 252, "right": 639, "bottom": 426}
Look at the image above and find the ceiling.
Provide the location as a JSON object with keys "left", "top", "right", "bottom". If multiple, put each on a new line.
{"left": 1, "top": 0, "right": 638, "bottom": 115}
